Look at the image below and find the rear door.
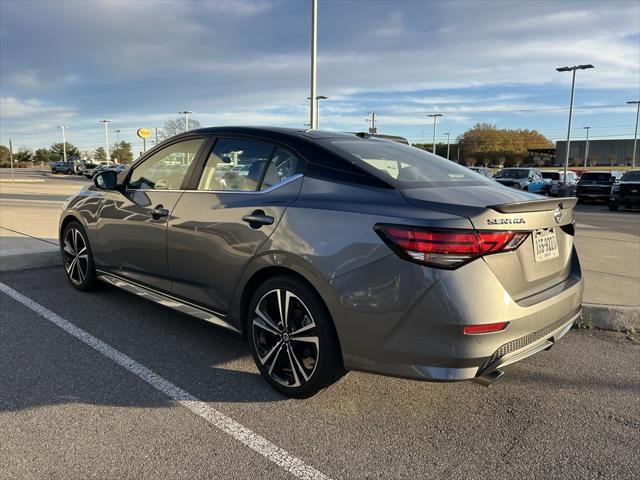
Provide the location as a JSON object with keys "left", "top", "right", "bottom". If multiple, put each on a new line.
{"left": 167, "top": 137, "right": 304, "bottom": 312}
{"left": 94, "top": 136, "right": 208, "bottom": 291}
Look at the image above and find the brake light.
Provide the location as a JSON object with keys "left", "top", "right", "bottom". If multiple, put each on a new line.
{"left": 463, "top": 322, "right": 509, "bottom": 335}
{"left": 375, "top": 225, "right": 529, "bottom": 269}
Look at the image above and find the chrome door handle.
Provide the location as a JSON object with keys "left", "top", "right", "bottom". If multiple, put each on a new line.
{"left": 151, "top": 205, "right": 169, "bottom": 220}
{"left": 242, "top": 210, "right": 274, "bottom": 229}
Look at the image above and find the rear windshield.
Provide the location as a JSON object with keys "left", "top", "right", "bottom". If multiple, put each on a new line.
{"left": 621, "top": 171, "right": 640, "bottom": 182}
{"left": 541, "top": 172, "right": 560, "bottom": 180}
{"left": 495, "top": 169, "right": 528, "bottom": 179}
{"left": 325, "top": 139, "right": 493, "bottom": 188}
{"left": 581, "top": 172, "right": 612, "bottom": 182}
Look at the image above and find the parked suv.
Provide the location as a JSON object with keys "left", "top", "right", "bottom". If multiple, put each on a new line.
{"left": 609, "top": 170, "right": 640, "bottom": 210}
{"left": 576, "top": 171, "right": 623, "bottom": 203}
{"left": 541, "top": 170, "right": 578, "bottom": 196}
{"left": 51, "top": 161, "right": 75, "bottom": 174}
{"left": 494, "top": 168, "right": 548, "bottom": 194}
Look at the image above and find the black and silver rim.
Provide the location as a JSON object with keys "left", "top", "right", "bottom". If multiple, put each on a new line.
{"left": 252, "top": 289, "right": 319, "bottom": 388}
{"left": 63, "top": 227, "right": 88, "bottom": 285}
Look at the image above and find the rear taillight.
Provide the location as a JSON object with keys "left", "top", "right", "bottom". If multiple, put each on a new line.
{"left": 375, "top": 225, "right": 529, "bottom": 269}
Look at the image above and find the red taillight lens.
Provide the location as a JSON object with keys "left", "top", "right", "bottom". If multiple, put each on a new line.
{"left": 463, "top": 322, "right": 509, "bottom": 335}
{"left": 375, "top": 225, "right": 528, "bottom": 269}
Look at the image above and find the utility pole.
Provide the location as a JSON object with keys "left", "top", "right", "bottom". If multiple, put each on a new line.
{"left": 556, "top": 64, "right": 594, "bottom": 195}
{"left": 309, "top": 0, "right": 318, "bottom": 129}
{"left": 628, "top": 100, "right": 640, "bottom": 167}
{"left": 9, "top": 138, "right": 13, "bottom": 181}
{"left": 427, "top": 113, "right": 442, "bottom": 154}
{"left": 115, "top": 129, "right": 121, "bottom": 162}
{"left": 583, "top": 126, "right": 591, "bottom": 168}
{"left": 445, "top": 132, "right": 451, "bottom": 160}
{"left": 100, "top": 120, "right": 111, "bottom": 164}
{"left": 57, "top": 125, "right": 67, "bottom": 162}
{"left": 155, "top": 127, "right": 159, "bottom": 144}
{"left": 368, "top": 112, "right": 377, "bottom": 134}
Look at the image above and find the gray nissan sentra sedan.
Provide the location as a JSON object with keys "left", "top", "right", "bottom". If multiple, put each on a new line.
{"left": 59, "top": 127, "right": 583, "bottom": 398}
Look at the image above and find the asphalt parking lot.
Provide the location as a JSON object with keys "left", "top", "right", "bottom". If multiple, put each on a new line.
{"left": 1, "top": 170, "right": 639, "bottom": 479}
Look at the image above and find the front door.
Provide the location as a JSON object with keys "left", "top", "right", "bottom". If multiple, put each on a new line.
{"left": 167, "top": 138, "right": 304, "bottom": 312}
{"left": 94, "top": 137, "right": 207, "bottom": 291}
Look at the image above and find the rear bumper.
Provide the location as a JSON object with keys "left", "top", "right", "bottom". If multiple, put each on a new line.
{"left": 610, "top": 192, "right": 640, "bottom": 206}
{"left": 331, "top": 248, "right": 583, "bottom": 382}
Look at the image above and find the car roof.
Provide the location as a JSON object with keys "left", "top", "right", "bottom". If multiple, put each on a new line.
{"left": 190, "top": 126, "right": 356, "bottom": 142}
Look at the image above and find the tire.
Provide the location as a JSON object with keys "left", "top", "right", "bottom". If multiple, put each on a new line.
{"left": 247, "top": 275, "right": 343, "bottom": 398}
{"left": 66, "top": 169, "right": 72, "bottom": 175}
{"left": 609, "top": 204, "right": 618, "bottom": 211}
{"left": 61, "top": 221, "right": 98, "bottom": 291}
{"left": 51, "top": 169, "right": 56, "bottom": 174}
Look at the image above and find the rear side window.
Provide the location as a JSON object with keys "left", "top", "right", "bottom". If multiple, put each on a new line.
{"left": 326, "top": 139, "right": 493, "bottom": 188}
{"left": 197, "top": 138, "right": 274, "bottom": 191}
{"left": 260, "top": 148, "right": 303, "bottom": 190}
{"left": 542, "top": 172, "right": 560, "bottom": 180}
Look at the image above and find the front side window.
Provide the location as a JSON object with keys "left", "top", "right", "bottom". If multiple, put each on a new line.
{"left": 128, "top": 138, "right": 205, "bottom": 190}
{"left": 197, "top": 138, "right": 274, "bottom": 191}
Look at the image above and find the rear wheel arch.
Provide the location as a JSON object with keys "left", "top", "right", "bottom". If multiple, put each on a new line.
{"left": 237, "top": 266, "right": 343, "bottom": 362}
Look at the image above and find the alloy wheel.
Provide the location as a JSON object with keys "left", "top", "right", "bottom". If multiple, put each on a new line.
{"left": 252, "top": 289, "right": 320, "bottom": 388}
{"left": 63, "top": 227, "right": 89, "bottom": 285}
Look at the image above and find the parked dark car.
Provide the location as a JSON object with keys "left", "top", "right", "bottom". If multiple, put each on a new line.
{"left": 609, "top": 170, "right": 640, "bottom": 211}
{"left": 59, "top": 127, "right": 582, "bottom": 398}
{"left": 494, "top": 168, "right": 548, "bottom": 194}
{"left": 576, "top": 171, "right": 623, "bottom": 203}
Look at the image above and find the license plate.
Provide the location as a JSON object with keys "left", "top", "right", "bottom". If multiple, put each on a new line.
{"left": 533, "top": 228, "right": 559, "bottom": 262}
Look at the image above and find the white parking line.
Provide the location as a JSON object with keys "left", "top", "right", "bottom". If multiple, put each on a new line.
{"left": 0, "top": 281, "right": 330, "bottom": 480}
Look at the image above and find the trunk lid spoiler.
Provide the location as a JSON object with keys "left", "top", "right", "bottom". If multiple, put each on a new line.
{"left": 489, "top": 197, "right": 577, "bottom": 214}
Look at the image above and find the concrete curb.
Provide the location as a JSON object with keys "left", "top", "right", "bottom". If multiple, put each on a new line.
{"left": 581, "top": 303, "right": 640, "bottom": 332}
{"left": 0, "top": 251, "right": 62, "bottom": 272}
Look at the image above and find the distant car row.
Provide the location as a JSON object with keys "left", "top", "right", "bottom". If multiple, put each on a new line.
{"left": 50, "top": 160, "right": 126, "bottom": 179}
{"left": 471, "top": 165, "right": 638, "bottom": 210}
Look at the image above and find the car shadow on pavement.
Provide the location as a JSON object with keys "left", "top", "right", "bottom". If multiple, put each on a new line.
{"left": 0, "top": 269, "right": 287, "bottom": 412}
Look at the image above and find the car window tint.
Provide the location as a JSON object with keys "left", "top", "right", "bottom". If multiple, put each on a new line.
{"left": 621, "top": 171, "right": 640, "bottom": 182}
{"left": 259, "top": 148, "right": 303, "bottom": 190}
{"left": 128, "top": 138, "right": 204, "bottom": 190}
{"left": 197, "top": 138, "right": 274, "bottom": 191}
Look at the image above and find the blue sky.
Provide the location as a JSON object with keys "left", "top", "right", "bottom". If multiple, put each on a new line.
{"left": 1, "top": 0, "right": 639, "bottom": 154}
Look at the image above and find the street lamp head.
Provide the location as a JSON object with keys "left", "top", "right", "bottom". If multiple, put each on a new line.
{"left": 556, "top": 64, "right": 594, "bottom": 72}
{"left": 583, "top": 126, "right": 590, "bottom": 129}
{"left": 316, "top": 95, "right": 328, "bottom": 100}
{"left": 99, "top": 119, "right": 110, "bottom": 123}
{"left": 178, "top": 110, "right": 193, "bottom": 114}
{"left": 427, "top": 113, "right": 443, "bottom": 118}
{"left": 628, "top": 100, "right": 640, "bottom": 105}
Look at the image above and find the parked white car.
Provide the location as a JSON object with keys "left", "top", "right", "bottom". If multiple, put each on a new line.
{"left": 541, "top": 170, "right": 578, "bottom": 196}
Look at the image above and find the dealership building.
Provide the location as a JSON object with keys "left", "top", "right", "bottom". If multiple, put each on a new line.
{"left": 555, "top": 139, "right": 636, "bottom": 166}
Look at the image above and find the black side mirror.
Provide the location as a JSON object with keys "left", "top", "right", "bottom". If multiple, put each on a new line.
{"left": 94, "top": 170, "right": 119, "bottom": 191}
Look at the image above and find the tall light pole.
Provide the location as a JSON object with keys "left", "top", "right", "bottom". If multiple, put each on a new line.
{"left": 582, "top": 126, "right": 591, "bottom": 168}
{"left": 628, "top": 100, "right": 640, "bottom": 167}
{"left": 445, "top": 132, "right": 451, "bottom": 160}
{"left": 309, "top": 0, "right": 318, "bottom": 129}
{"left": 114, "top": 129, "right": 121, "bottom": 162}
{"left": 427, "top": 113, "right": 442, "bottom": 154}
{"left": 556, "top": 64, "right": 594, "bottom": 194}
{"left": 179, "top": 111, "right": 193, "bottom": 132}
{"left": 100, "top": 120, "right": 111, "bottom": 164}
{"left": 57, "top": 125, "right": 67, "bottom": 162}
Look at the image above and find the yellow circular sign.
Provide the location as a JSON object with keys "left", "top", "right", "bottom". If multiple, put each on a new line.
{"left": 137, "top": 128, "right": 151, "bottom": 139}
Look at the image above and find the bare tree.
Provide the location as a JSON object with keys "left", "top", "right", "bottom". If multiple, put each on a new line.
{"left": 158, "top": 117, "right": 202, "bottom": 141}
